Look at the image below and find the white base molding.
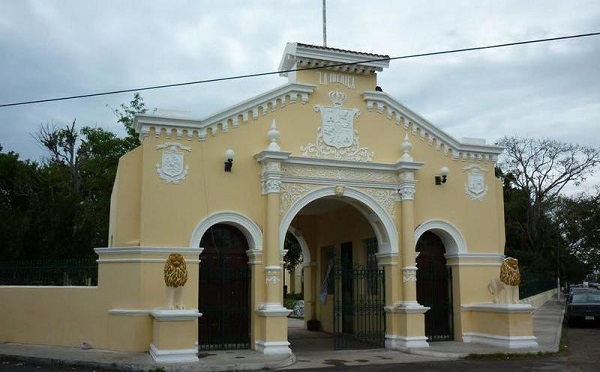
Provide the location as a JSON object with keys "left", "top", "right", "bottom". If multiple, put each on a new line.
{"left": 256, "top": 303, "right": 292, "bottom": 317}
{"left": 462, "top": 332, "right": 538, "bottom": 349}
{"left": 255, "top": 340, "right": 292, "bottom": 354}
{"left": 149, "top": 343, "right": 199, "bottom": 364}
{"left": 385, "top": 302, "right": 430, "bottom": 314}
{"left": 385, "top": 334, "right": 429, "bottom": 349}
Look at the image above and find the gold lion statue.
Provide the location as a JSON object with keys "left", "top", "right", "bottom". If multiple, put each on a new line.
{"left": 488, "top": 257, "right": 521, "bottom": 304}
{"left": 164, "top": 253, "right": 188, "bottom": 309}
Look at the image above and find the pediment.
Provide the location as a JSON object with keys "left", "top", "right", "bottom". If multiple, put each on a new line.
{"left": 134, "top": 82, "right": 315, "bottom": 141}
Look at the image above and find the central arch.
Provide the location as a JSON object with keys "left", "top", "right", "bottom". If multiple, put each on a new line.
{"left": 280, "top": 185, "right": 396, "bottom": 350}
{"left": 279, "top": 186, "right": 398, "bottom": 255}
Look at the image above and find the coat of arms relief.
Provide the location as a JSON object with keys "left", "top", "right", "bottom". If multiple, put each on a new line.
{"left": 301, "top": 90, "right": 374, "bottom": 162}
{"left": 156, "top": 142, "right": 191, "bottom": 184}
{"left": 463, "top": 164, "right": 488, "bottom": 201}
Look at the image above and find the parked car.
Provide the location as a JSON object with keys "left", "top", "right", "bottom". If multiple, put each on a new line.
{"left": 565, "top": 291, "right": 600, "bottom": 327}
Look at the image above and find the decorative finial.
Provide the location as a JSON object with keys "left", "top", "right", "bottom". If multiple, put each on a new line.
{"left": 400, "top": 134, "right": 413, "bottom": 161}
{"left": 267, "top": 120, "right": 280, "bottom": 151}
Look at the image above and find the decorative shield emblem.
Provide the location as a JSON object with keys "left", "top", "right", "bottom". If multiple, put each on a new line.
{"left": 162, "top": 148, "right": 184, "bottom": 177}
{"left": 463, "top": 165, "right": 488, "bottom": 201}
{"left": 156, "top": 143, "right": 190, "bottom": 184}
{"left": 320, "top": 107, "right": 357, "bottom": 148}
{"left": 315, "top": 90, "right": 360, "bottom": 149}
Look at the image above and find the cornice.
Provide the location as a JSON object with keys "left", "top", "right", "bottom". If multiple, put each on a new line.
{"left": 279, "top": 42, "right": 390, "bottom": 76}
{"left": 284, "top": 156, "right": 423, "bottom": 172}
{"left": 135, "top": 83, "right": 315, "bottom": 142}
{"left": 361, "top": 91, "right": 504, "bottom": 163}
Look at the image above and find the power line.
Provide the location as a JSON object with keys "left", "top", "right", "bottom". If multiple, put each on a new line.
{"left": 1, "top": 31, "right": 599, "bottom": 108}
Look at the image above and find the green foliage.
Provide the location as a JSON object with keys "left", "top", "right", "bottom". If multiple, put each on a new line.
{"left": 498, "top": 136, "right": 600, "bottom": 281}
{"left": 283, "top": 231, "right": 302, "bottom": 271}
{"left": 0, "top": 94, "right": 149, "bottom": 260}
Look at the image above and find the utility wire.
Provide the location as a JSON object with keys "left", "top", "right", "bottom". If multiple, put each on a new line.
{"left": 1, "top": 31, "right": 599, "bottom": 108}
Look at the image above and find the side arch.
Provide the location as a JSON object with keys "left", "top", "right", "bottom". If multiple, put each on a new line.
{"left": 190, "top": 211, "right": 263, "bottom": 252}
{"left": 414, "top": 220, "right": 467, "bottom": 256}
{"left": 287, "top": 225, "right": 311, "bottom": 268}
{"left": 280, "top": 186, "right": 398, "bottom": 254}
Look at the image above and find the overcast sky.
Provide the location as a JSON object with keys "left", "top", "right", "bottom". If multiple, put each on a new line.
{"left": 1, "top": 1, "right": 599, "bottom": 191}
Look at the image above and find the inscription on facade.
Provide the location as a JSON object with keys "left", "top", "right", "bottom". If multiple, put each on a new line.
{"left": 317, "top": 72, "right": 356, "bottom": 89}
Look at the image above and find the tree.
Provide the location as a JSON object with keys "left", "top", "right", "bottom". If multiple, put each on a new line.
{"left": 14, "top": 93, "right": 151, "bottom": 259}
{"left": 556, "top": 189, "right": 600, "bottom": 274}
{"left": 498, "top": 136, "right": 600, "bottom": 252}
{"left": 34, "top": 120, "right": 81, "bottom": 194}
{"left": 497, "top": 136, "right": 600, "bottom": 278}
{"left": 109, "top": 92, "right": 152, "bottom": 150}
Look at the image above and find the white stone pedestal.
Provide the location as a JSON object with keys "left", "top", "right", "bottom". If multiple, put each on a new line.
{"left": 149, "top": 309, "right": 202, "bottom": 363}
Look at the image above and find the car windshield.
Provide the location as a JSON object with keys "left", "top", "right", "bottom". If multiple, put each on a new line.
{"left": 571, "top": 293, "right": 600, "bottom": 303}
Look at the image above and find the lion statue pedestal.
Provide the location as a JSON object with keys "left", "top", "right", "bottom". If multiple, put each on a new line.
{"left": 462, "top": 257, "right": 538, "bottom": 349}
{"left": 488, "top": 257, "right": 521, "bottom": 304}
{"left": 149, "top": 252, "right": 202, "bottom": 364}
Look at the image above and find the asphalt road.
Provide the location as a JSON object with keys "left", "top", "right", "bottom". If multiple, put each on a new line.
{"left": 0, "top": 323, "right": 598, "bottom": 371}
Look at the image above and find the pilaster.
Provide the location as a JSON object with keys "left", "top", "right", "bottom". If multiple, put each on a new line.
{"left": 253, "top": 121, "right": 292, "bottom": 354}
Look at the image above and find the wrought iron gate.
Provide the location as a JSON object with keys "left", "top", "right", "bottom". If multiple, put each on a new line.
{"left": 417, "top": 265, "right": 454, "bottom": 342}
{"left": 198, "top": 224, "right": 251, "bottom": 351}
{"left": 198, "top": 261, "right": 250, "bottom": 350}
{"left": 333, "top": 265, "right": 386, "bottom": 350}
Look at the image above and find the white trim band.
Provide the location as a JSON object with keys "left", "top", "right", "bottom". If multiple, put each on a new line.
{"left": 151, "top": 309, "right": 202, "bottom": 321}
{"left": 462, "top": 303, "right": 534, "bottom": 314}
{"left": 462, "top": 332, "right": 538, "bottom": 349}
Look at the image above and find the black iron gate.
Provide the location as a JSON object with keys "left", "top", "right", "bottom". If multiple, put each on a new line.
{"left": 416, "top": 264, "right": 454, "bottom": 342}
{"left": 333, "top": 264, "right": 386, "bottom": 350}
{"left": 199, "top": 225, "right": 251, "bottom": 351}
{"left": 416, "top": 231, "right": 454, "bottom": 342}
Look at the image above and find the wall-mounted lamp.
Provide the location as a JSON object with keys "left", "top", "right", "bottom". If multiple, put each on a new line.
{"left": 435, "top": 166, "right": 450, "bottom": 185}
{"left": 224, "top": 149, "right": 235, "bottom": 172}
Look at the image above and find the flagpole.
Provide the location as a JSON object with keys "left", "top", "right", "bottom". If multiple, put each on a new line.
{"left": 322, "top": 0, "right": 327, "bottom": 47}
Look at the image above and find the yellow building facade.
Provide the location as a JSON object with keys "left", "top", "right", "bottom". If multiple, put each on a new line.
{"left": 0, "top": 43, "right": 537, "bottom": 363}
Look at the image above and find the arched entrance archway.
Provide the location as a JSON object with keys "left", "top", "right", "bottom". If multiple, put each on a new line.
{"left": 416, "top": 231, "right": 454, "bottom": 341}
{"left": 281, "top": 187, "right": 393, "bottom": 350}
{"left": 198, "top": 224, "right": 250, "bottom": 350}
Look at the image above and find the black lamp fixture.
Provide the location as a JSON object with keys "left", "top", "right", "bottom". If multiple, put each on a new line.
{"left": 435, "top": 166, "right": 450, "bottom": 185}
{"left": 224, "top": 149, "right": 235, "bottom": 172}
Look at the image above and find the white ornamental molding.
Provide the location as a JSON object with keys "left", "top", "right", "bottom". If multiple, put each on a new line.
{"left": 398, "top": 181, "right": 416, "bottom": 201}
{"left": 279, "top": 183, "right": 319, "bottom": 216}
{"left": 265, "top": 266, "right": 282, "bottom": 285}
{"left": 155, "top": 142, "right": 191, "bottom": 184}
{"left": 263, "top": 179, "right": 283, "bottom": 194}
{"left": 283, "top": 165, "right": 396, "bottom": 184}
{"left": 402, "top": 266, "right": 418, "bottom": 282}
{"left": 359, "top": 187, "right": 396, "bottom": 221}
{"left": 463, "top": 164, "right": 488, "bottom": 201}
{"left": 301, "top": 90, "right": 374, "bottom": 162}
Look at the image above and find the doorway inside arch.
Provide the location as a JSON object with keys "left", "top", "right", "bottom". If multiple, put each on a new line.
{"left": 416, "top": 231, "right": 454, "bottom": 341}
{"left": 198, "top": 224, "right": 250, "bottom": 350}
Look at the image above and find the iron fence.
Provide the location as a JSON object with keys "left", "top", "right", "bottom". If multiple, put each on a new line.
{"left": 0, "top": 258, "right": 98, "bottom": 286}
{"left": 519, "top": 271, "right": 555, "bottom": 299}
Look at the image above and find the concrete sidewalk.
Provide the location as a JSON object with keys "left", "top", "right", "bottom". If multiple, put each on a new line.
{"left": 0, "top": 297, "right": 565, "bottom": 371}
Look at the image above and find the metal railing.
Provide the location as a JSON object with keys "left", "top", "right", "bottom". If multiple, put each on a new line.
{"left": 0, "top": 258, "right": 98, "bottom": 286}
{"left": 519, "top": 271, "right": 555, "bottom": 299}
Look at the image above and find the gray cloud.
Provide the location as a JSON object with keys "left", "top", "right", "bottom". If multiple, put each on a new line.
{"left": 0, "top": 0, "right": 598, "bottom": 195}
